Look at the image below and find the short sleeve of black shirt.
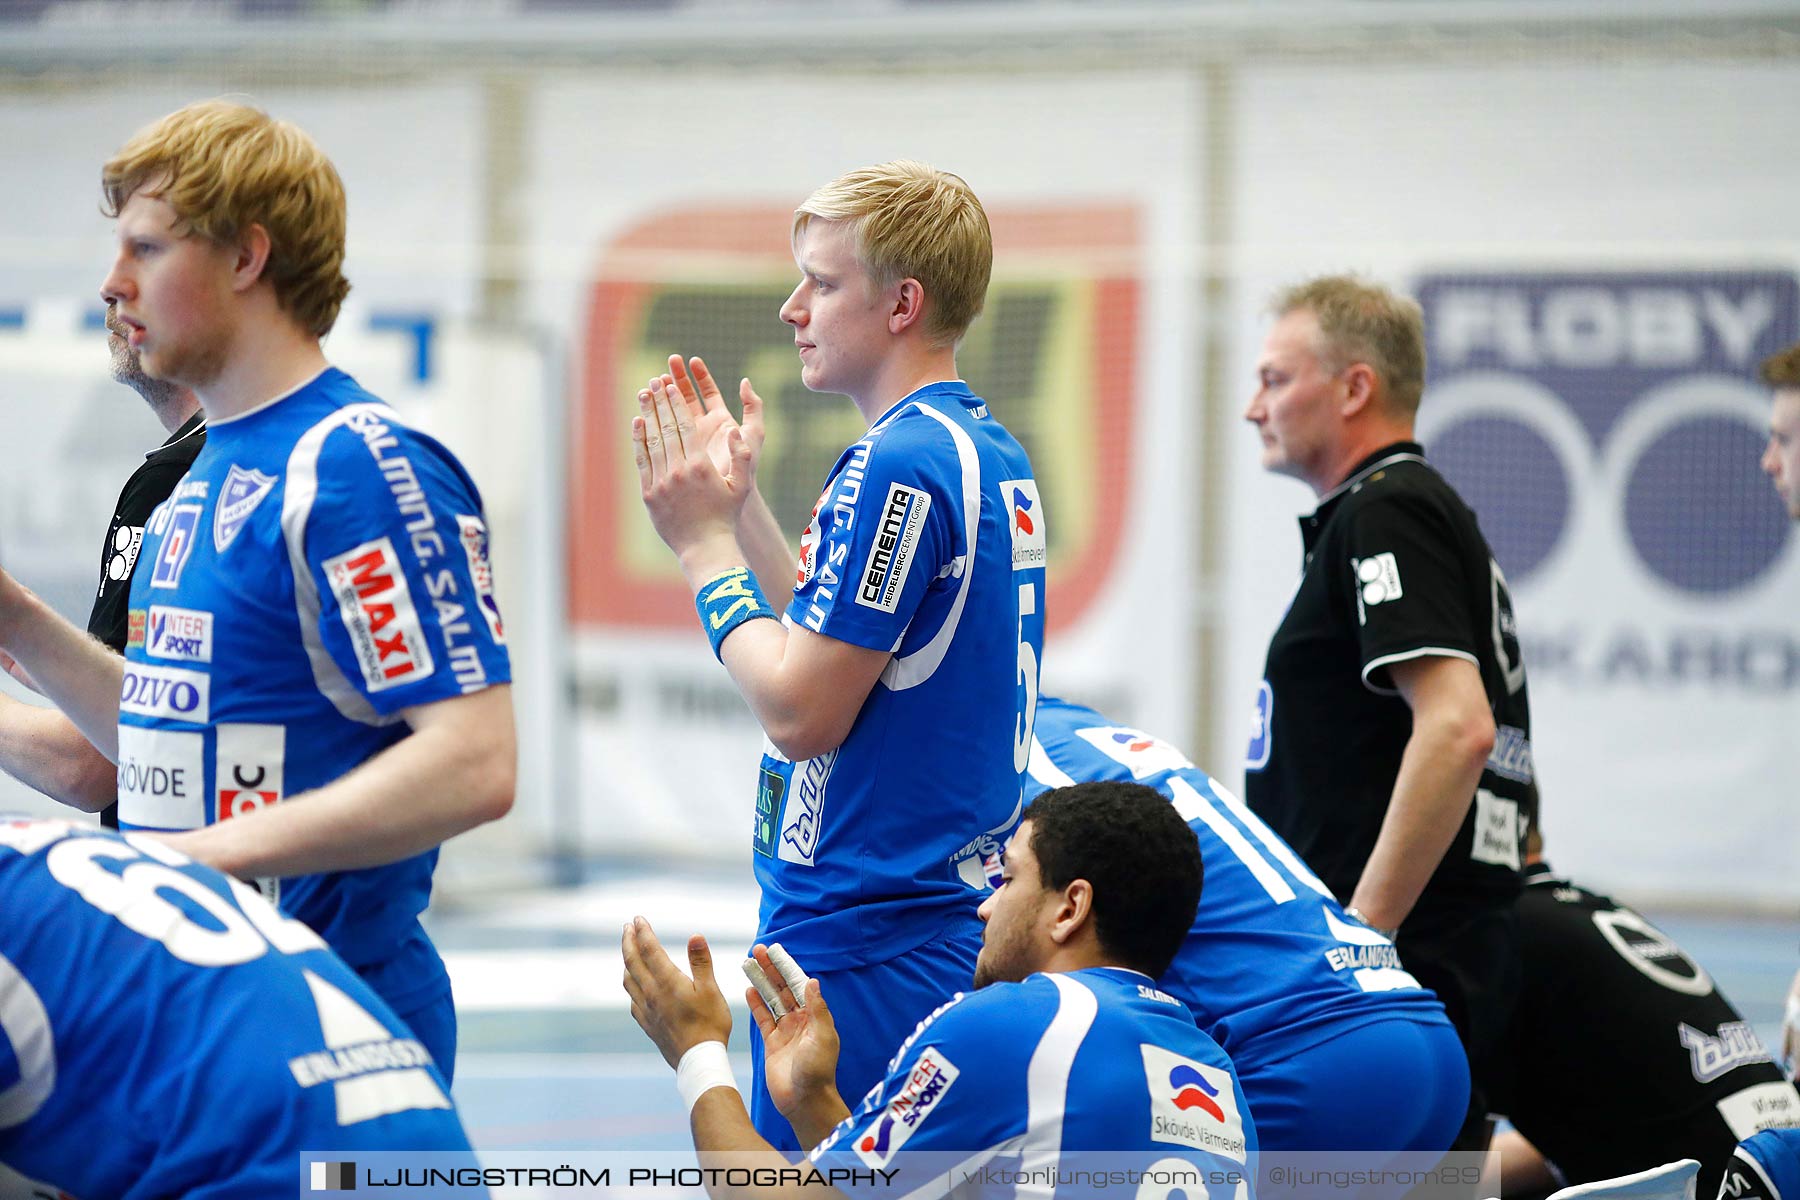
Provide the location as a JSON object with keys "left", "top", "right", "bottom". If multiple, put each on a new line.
{"left": 1339, "top": 488, "right": 1483, "bottom": 695}
{"left": 87, "top": 416, "right": 206, "bottom": 651}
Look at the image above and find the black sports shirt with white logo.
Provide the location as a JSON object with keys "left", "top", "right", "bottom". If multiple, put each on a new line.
{"left": 1245, "top": 442, "right": 1533, "bottom": 919}
{"left": 1486, "top": 863, "right": 1800, "bottom": 1197}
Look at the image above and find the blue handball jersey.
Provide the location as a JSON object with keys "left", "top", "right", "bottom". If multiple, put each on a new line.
{"left": 116, "top": 368, "right": 510, "bottom": 997}
{"left": 1731, "top": 1129, "right": 1800, "bottom": 1200}
{"left": 1025, "top": 698, "right": 1450, "bottom": 1076}
{"left": 811, "top": 968, "right": 1257, "bottom": 1197}
{"left": 0, "top": 820, "right": 474, "bottom": 1200}
{"left": 758, "top": 381, "right": 1046, "bottom": 970}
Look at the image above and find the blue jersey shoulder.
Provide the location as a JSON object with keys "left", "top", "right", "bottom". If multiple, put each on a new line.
{"left": 0, "top": 821, "right": 471, "bottom": 1196}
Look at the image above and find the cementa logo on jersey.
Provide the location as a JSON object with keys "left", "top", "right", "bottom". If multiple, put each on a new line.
{"left": 853, "top": 1047, "right": 960, "bottom": 1169}
{"left": 1141, "top": 1045, "right": 1247, "bottom": 1163}
{"left": 855, "top": 483, "right": 930, "bottom": 614}
{"left": 323, "top": 538, "right": 435, "bottom": 692}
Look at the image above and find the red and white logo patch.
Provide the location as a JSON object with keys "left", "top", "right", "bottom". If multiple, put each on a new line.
{"left": 215, "top": 723, "right": 285, "bottom": 821}
{"left": 324, "top": 538, "right": 435, "bottom": 692}
{"left": 795, "top": 492, "right": 827, "bottom": 586}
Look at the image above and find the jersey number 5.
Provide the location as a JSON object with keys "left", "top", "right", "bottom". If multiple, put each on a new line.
{"left": 1014, "top": 581, "right": 1041, "bottom": 775}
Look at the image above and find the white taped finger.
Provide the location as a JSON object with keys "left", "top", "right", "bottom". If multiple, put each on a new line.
{"left": 767, "top": 943, "right": 810, "bottom": 1009}
{"left": 742, "top": 957, "right": 788, "bottom": 1019}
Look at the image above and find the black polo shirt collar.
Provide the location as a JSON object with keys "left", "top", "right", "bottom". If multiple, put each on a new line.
{"left": 1300, "top": 441, "right": 1430, "bottom": 551}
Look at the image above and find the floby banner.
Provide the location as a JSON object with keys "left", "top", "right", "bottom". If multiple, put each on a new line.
{"left": 1415, "top": 270, "right": 1799, "bottom": 902}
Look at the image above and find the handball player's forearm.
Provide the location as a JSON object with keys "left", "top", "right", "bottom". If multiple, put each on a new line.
{"left": 1351, "top": 655, "right": 1495, "bottom": 931}
{"left": 0, "top": 698, "right": 116, "bottom": 811}
{"left": 690, "top": 1090, "right": 845, "bottom": 1200}
{"left": 783, "top": 1091, "right": 853, "bottom": 1154}
{"left": 165, "top": 685, "right": 516, "bottom": 877}
{"left": 736, "top": 489, "right": 798, "bottom": 603}
{"left": 1352, "top": 709, "right": 1493, "bottom": 930}
{"left": 0, "top": 579, "right": 124, "bottom": 760}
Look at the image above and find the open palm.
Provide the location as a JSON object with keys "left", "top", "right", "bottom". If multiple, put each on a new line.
{"left": 663, "top": 355, "right": 767, "bottom": 499}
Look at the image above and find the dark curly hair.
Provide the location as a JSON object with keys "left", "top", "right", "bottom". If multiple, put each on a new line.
{"left": 1022, "top": 781, "right": 1202, "bottom": 978}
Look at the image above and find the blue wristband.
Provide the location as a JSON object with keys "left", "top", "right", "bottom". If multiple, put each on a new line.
{"left": 696, "top": 567, "right": 778, "bottom": 660}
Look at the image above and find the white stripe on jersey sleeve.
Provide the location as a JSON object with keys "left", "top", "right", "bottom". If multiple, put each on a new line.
{"left": 1026, "top": 736, "right": 1077, "bottom": 789}
{"left": 882, "top": 403, "right": 982, "bottom": 693}
{"left": 1169, "top": 776, "right": 1297, "bottom": 905}
{"left": 282, "top": 403, "right": 406, "bottom": 727}
{"left": 1016, "top": 974, "right": 1101, "bottom": 1196}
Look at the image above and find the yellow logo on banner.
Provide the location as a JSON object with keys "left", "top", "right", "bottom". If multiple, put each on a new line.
{"left": 569, "top": 205, "right": 1142, "bottom": 634}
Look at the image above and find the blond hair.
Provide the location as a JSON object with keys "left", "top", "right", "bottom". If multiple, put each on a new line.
{"left": 1759, "top": 341, "right": 1800, "bottom": 389}
{"left": 102, "top": 99, "right": 350, "bottom": 337}
{"left": 1271, "top": 275, "right": 1426, "bottom": 416}
{"left": 793, "top": 160, "right": 991, "bottom": 348}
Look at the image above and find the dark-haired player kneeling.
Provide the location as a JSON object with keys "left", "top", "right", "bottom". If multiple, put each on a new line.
{"left": 622, "top": 781, "right": 1257, "bottom": 1198}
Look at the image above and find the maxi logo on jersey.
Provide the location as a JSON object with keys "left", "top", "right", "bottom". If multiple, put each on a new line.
{"left": 1140, "top": 1045, "right": 1247, "bottom": 1163}
{"left": 1001, "top": 478, "right": 1046, "bottom": 571}
{"left": 214, "top": 464, "right": 277, "bottom": 554}
{"left": 854, "top": 1047, "right": 960, "bottom": 1169}
{"left": 856, "top": 483, "right": 930, "bottom": 614}
{"left": 323, "top": 538, "right": 435, "bottom": 693}
{"left": 343, "top": 407, "right": 493, "bottom": 692}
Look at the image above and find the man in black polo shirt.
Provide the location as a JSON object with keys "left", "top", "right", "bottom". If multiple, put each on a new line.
{"left": 0, "top": 300, "right": 203, "bottom": 824}
{"left": 1242, "top": 274, "right": 1532, "bottom": 1146}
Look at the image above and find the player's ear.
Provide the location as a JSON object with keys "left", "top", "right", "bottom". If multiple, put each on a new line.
{"left": 230, "top": 223, "right": 274, "bottom": 295}
{"left": 1049, "top": 879, "right": 1094, "bottom": 945}
{"left": 889, "top": 277, "right": 926, "bottom": 336}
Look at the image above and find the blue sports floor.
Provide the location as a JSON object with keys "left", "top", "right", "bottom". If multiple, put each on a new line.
{"left": 428, "top": 864, "right": 1799, "bottom": 1153}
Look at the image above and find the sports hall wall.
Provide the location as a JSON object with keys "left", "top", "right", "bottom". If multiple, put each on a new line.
{"left": 0, "top": 7, "right": 1792, "bottom": 909}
